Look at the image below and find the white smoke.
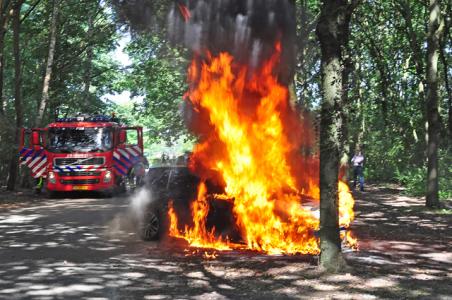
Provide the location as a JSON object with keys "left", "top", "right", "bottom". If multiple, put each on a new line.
{"left": 129, "top": 187, "right": 153, "bottom": 221}
{"left": 105, "top": 187, "right": 155, "bottom": 240}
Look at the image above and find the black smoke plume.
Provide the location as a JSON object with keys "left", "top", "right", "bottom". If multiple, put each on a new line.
{"left": 112, "top": 0, "right": 296, "bottom": 83}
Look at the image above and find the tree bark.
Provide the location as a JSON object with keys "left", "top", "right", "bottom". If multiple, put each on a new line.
{"left": 295, "top": 0, "right": 317, "bottom": 108}
{"left": 6, "top": 0, "right": 24, "bottom": 191}
{"left": 316, "top": 0, "right": 357, "bottom": 272}
{"left": 397, "top": 0, "right": 427, "bottom": 152}
{"left": 0, "top": 0, "right": 13, "bottom": 115}
{"left": 35, "top": 0, "right": 60, "bottom": 127}
{"left": 425, "top": 0, "right": 444, "bottom": 208}
{"left": 397, "top": 0, "right": 425, "bottom": 78}
{"left": 440, "top": 47, "right": 452, "bottom": 140}
{"left": 362, "top": 29, "right": 392, "bottom": 122}
{"left": 83, "top": 8, "right": 94, "bottom": 111}
{"left": 339, "top": 26, "right": 353, "bottom": 182}
{"left": 438, "top": 3, "right": 451, "bottom": 140}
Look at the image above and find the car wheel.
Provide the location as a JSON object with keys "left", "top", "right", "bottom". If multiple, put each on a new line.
{"left": 139, "top": 210, "right": 160, "bottom": 241}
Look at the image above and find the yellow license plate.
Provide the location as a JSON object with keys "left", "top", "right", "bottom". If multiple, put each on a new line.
{"left": 73, "top": 186, "right": 89, "bottom": 191}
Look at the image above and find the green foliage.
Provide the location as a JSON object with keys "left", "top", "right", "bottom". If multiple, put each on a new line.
{"left": 120, "top": 33, "right": 189, "bottom": 145}
{"left": 340, "top": 0, "right": 451, "bottom": 200}
{"left": 110, "top": 101, "right": 194, "bottom": 162}
{"left": 395, "top": 150, "right": 452, "bottom": 200}
{"left": 0, "top": 0, "right": 450, "bottom": 199}
{"left": 0, "top": 0, "right": 123, "bottom": 186}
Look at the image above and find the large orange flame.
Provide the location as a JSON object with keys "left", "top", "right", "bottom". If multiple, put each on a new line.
{"left": 169, "top": 44, "right": 356, "bottom": 254}
{"left": 168, "top": 183, "right": 237, "bottom": 251}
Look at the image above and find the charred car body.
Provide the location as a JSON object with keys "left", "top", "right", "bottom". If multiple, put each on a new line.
{"left": 138, "top": 166, "right": 239, "bottom": 242}
{"left": 137, "top": 166, "right": 324, "bottom": 243}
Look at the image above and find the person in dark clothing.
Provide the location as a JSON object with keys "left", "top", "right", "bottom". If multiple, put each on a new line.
{"left": 351, "top": 150, "right": 365, "bottom": 191}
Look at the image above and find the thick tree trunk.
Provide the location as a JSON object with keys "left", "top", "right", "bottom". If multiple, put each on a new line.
{"left": 316, "top": 0, "right": 356, "bottom": 272}
{"left": 318, "top": 55, "right": 344, "bottom": 271}
{"left": 425, "top": 0, "right": 444, "bottom": 208}
{"left": 339, "top": 46, "right": 353, "bottom": 182}
{"left": 35, "top": 0, "right": 60, "bottom": 127}
{"left": 6, "top": 1, "right": 24, "bottom": 191}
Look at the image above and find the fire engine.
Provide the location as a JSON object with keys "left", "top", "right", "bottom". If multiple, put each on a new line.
{"left": 18, "top": 115, "right": 148, "bottom": 195}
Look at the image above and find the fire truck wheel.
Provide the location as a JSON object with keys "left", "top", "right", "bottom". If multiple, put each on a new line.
{"left": 47, "top": 191, "right": 62, "bottom": 199}
{"left": 139, "top": 209, "right": 161, "bottom": 241}
{"left": 124, "top": 171, "right": 143, "bottom": 193}
{"left": 124, "top": 175, "right": 136, "bottom": 193}
{"left": 102, "top": 191, "right": 113, "bottom": 198}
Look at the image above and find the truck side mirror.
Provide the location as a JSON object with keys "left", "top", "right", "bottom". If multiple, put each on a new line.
{"left": 32, "top": 131, "right": 40, "bottom": 146}
{"left": 119, "top": 130, "right": 126, "bottom": 144}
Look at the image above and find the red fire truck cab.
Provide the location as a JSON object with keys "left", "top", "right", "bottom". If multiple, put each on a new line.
{"left": 19, "top": 115, "right": 148, "bottom": 195}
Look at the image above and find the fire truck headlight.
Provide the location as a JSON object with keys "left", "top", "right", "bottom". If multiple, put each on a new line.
{"left": 103, "top": 170, "right": 112, "bottom": 183}
{"left": 48, "top": 172, "right": 56, "bottom": 184}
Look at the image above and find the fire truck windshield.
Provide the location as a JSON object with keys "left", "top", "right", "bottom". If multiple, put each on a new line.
{"left": 47, "top": 127, "right": 113, "bottom": 153}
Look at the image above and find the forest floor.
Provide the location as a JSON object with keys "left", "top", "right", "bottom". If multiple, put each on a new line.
{"left": 0, "top": 184, "right": 451, "bottom": 299}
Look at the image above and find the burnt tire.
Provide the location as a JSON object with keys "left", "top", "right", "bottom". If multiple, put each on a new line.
{"left": 139, "top": 209, "right": 161, "bottom": 241}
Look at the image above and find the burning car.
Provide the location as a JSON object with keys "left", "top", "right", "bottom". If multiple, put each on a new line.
{"left": 125, "top": 0, "right": 357, "bottom": 255}
{"left": 138, "top": 166, "right": 240, "bottom": 242}
{"left": 137, "top": 165, "right": 357, "bottom": 254}
{"left": 136, "top": 164, "right": 358, "bottom": 252}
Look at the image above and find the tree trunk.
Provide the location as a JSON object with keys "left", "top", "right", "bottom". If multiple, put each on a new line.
{"left": 0, "top": 0, "right": 13, "bottom": 115}
{"left": 83, "top": 9, "right": 94, "bottom": 111}
{"left": 425, "top": 0, "right": 444, "bottom": 208}
{"left": 363, "top": 31, "right": 392, "bottom": 122}
{"left": 339, "top": 98, "right": 350, "bottom": 181}
{"left": 438, "top": 3, "right": 451, "bottom": 140}
{"left": 35, "top": 0, "right": 60, "bottom": 127}
{"left": 316, "top": 0, "right": 357, "bottom": 272}
{"left": 339, "top": 44, "right": 353, "bottom": 182}
{"left": 397, "top": 0, "right": 427, "bottom": 161}
{"left": 0, "top": 32, "right": 5, "bottom": 115}
{"left": 397, "top": 0, "right": 425, "bottom": 79}
{"left": 6, "top": 1, "right": 24, "bottom": 191}
{"left": 440, "top": 45, "right": 452, "bottom": 141}
{"left": 295, "top": 0, "right": 316, "bottom": 108}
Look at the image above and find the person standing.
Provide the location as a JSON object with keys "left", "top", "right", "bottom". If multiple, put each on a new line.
{"left": 351, "top": 149, "right": 365, "bottom": 191}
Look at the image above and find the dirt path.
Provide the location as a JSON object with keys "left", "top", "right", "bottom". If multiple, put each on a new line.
{"left": 0, "top": 186, "right": 450, "bottom": 299}
{"left": 341, "top": 184, "right": 452, "bottom": 299}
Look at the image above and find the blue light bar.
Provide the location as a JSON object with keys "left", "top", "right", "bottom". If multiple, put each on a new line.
{"left": 55, "top": 115, "right": 120, "bottom": 123}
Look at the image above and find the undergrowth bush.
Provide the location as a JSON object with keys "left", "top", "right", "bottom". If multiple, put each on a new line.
{"left": 395, "top": 150, "right": 452, "bottom": 200}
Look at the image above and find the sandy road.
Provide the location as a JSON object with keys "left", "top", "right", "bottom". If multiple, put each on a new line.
{"left": 0, "top": 192, "right": 317, "bottom": 300}
{"left": 0, "top": 187, "right": 451, "bottom": 300}
{"left": 0, "top": 193, "right": 154, "bottom": 299}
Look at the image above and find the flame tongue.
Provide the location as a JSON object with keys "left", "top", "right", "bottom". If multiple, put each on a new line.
{"left": 169, "top": 44, "right": 355, "bottom": 255}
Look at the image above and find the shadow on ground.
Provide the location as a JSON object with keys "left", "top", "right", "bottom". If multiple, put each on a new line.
{"left": 0, "top": 185, "right": 450, "bottom": 299}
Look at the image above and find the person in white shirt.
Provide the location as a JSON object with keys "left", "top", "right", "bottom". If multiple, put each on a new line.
{"left": 351, "top": 150, "right": 365, "bottom": 191}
